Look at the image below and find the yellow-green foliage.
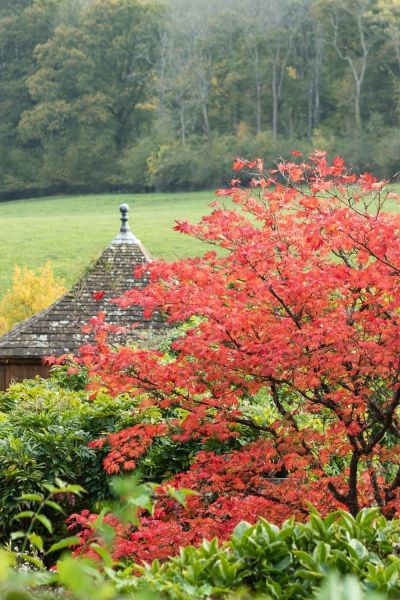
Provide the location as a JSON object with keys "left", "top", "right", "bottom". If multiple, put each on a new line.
{"left": 0, "top": 261, "right": 66, "bottom": 334}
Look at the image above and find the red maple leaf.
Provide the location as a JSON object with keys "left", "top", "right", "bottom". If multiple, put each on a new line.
{"left": 92, "top": 290, "right": 106, "bottom": 301}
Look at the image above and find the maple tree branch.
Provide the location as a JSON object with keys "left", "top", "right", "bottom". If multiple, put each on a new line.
{"left": 332, "top": 249, "right": 354, "bottom": 269}
{"left": 328, "top": 450, "right": 360, "bottom": 516}
{"left": 348, "top": 233, "right": 400, "bottom": 274}
{"left": 364, "top": 386, "right": 400, "bottom": 454}
{"left": 368, "top": 397, "right": 400, "bottom": 438}
{"left": 269, "top": 382, "right": 325, "bottom": 471}
{"left": 366, "top": 458, "right": 384, "bottom": 508}
{"left": 129, "top": 365, "right": 280, "bottom": 437}
{"left": 348, "top": 450, "right": 360, "bottom": 515}
{"left": 267, "top": 285, "right": 302, "bottom": 329}
{"left": 248, "top": 490, "right": 309, "bottom": 516}
{"left": 385, "top": 466, "right": 400, "bottom": 502}
{"left": 327, "top": 482, "right": 348, "bottom": 506}
{"left": 242, "top": 257, "right": 303, "bottom": 330}
{"left": 228, "top": 415, "right": 278, "bottom": 437}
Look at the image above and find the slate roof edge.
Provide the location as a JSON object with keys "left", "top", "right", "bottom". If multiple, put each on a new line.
{"left": 0, "top": 299, "right": 65, "bottom": 349}
{"left": 0, "top": 293, "right": 74, "bottom": 360}
{"left": 0, "top": 356, "right": 50, "bottom": 365}
{"left": 0, "top": 239, "right": 149, "bottom": 355}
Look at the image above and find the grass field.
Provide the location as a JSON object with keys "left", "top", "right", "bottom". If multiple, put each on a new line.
{"left": 0, "top": 191, "right": 217, "bottom": 297}
{"left": 1, "top": 187, "right": 399, "bottom": 298}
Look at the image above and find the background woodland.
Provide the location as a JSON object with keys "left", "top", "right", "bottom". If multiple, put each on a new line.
{"left": 1, "top": 0, "right": 400, "bottom": 199}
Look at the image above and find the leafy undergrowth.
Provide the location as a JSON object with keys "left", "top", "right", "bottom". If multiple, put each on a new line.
{"left": 134, "top": 508, "right": 400, "bottom": 599}
{"left": 0, "top": 376, "right": 138, "bottom": 545}
{"left": 1, "top": 507, "right": 399, "bottom": 599}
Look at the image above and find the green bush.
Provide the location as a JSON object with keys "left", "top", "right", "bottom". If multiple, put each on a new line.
{"left": 0, "top": 556, "right": 387, "bottom": 599}
{"left": 0, "top": 467, "right": 396, "bottom": 599}
{"left": 0, "top": 486, "right": 395, "bottom": 600}
{"left": 145, "top": 133, "right": 313, "bottom": 192}
{"left": 147, "top": 142, "right": 203, "bottom": 191}
{"left": 0, "top": 507, "right": 394, "bottom": 599}
{"left": 0, "top": 377, "right": 137, "bottom": 540}
{"left": 129, "top": 508, "right": 400, "bottom": 599}
{"left": 0, "top": 370, "right": 242, "bottom": 542}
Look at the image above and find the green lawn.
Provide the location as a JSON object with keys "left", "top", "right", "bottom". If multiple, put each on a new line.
{"left": 0, "top": 191, "right": 217, "bottom": 296}
{"left": 1, "top": 186, "right": 399, "bottom": 298}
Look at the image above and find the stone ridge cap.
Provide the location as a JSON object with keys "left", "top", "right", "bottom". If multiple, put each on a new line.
{"left": 107, "top": 238, "right": 153, "bottom": 262}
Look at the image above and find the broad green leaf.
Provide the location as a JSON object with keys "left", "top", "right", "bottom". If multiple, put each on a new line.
{"left": 91, "top": 543, "right": 114, "bottom": 567}
{"left": 65, "top": 484, "right": 86, "bottom": 494}
{"left": 42, "top": 483, "right": 57, "bottom": 493}
{"left": 15, "top": 511, "right": 35, "bottom": 520}
{"left": 47, "top": 536, "right": 80, "bottom": 554}
{"left": 18, "top": 494, "right": 43, "bottom": 502}
{"left": 44, "top": 499, "right": 64, "bottom": 513}
{"left": 10, "top": 530, "right": 25, "bottom": 540}
{"left": 28, "top": 533, "right": 44, "bottom": 552}
{"left": 36, "top": 514, "right": 53, "bottom": 533}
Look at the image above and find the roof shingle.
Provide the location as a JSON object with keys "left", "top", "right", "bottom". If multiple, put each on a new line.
{"left": 0, "top": 206, "right": 165, "bottom": 361}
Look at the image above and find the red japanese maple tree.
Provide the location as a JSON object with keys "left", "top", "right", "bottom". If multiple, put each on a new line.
{"left": 75, "top": 151, "right": 400, "bottom": 561}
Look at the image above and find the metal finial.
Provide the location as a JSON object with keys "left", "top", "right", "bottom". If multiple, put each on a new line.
{"left": 120, "top": 203, "right": 130, "bottom": 233}
{"left": 111, "top": 203, "right": 139, "bottom": 245}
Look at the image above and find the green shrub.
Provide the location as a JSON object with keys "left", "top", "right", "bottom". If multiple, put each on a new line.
{"left": 0, "top": 372, "right": 241, "bottom": 542}
{"left": 145, "top": 133, "right": 313, "bottom": 193}
{"left": 1, "top": 494, "right": 395, "bottom": 599}
{"left": 0, "top": 481, "right": 396, "bottom": 599}
{"left": 130, "top": 508, "right": 400, "bottom": 599}
{"left": 147, "top": 142, "right": 202, "bottom": 191}
{"left": 0, "top": 378, "right": 137, "bottom": 540}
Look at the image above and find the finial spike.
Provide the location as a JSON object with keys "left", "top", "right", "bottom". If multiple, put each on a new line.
{"left": 119, "top": 203, "right": 130, "bottom": 234}
{"left": 111, "top": 202, "right": 139, "bottom": 245}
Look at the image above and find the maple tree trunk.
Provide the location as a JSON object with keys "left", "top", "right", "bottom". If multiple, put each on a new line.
{"left": 347, "top": 453, "right": 360, "bottom": 516}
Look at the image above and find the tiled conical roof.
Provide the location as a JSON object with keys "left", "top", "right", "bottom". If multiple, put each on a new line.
{"left": 0, "top": 205, "right": 165, "bottom": 361}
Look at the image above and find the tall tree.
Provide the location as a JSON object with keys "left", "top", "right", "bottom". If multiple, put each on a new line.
{"left": 160, "top": 0, "right": 221, "bottom": 146}
{"left": 316, "top": 0, "right": 377, "bottom": 133}
{"left": 0, "top": 0, "right": 65, "bottom": 193}
{"left": 374, "top": 0, "right": 400, "bottom": 77}
{"left": 19, "top": 0, "right": 162, "bottom": 187}
{"left": 76, "top": 154, "right": 400, "bottom": 561}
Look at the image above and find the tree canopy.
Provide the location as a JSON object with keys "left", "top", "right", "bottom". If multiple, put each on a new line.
{"left": 61, "top": 152, "right": 400, "bottom": 562}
